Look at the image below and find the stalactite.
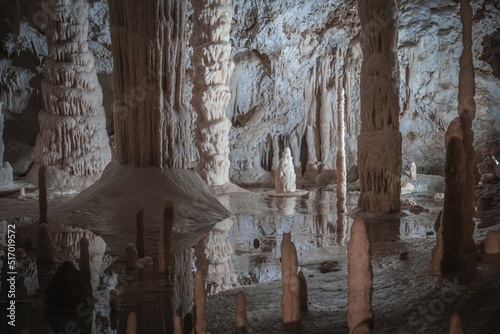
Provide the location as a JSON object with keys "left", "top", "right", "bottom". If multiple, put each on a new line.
{"left": 107, "top": 0, "right": 193, "bottom": 169}
{"left": 337, "top": 78, "right": 347, "bottom": 213}
{"left": 357, "top": 0, "right": 402, "bottom": 213}
{"left": 348, "top": 218, "right": 373, "bottom": 333}
{"left": 32, "top": 0, "right": 111, "bottom": 189}
{"left": 192, "top": 0, "right": 234, "bottom": 186}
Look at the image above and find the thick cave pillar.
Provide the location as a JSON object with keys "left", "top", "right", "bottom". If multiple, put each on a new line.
{"left": 108, "top": 0, "right": 193, "bottom": 169}
{"left": 192, "top": 0, "right": 234, "bottom": 186}
{"left": 357, "top": 0, "right": 402, "bottom": 213}
{"left": 30, "top": 0, "right": 111, "bottom": 190}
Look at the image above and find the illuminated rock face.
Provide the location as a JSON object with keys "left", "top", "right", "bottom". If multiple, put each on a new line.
{"left": 357, "top": 0, "right": 402, "bottom": 213}
{"left": 0, "top": 102, "right": 13, "bottom": 189}
{"left": 32, "top": 0, "right": 111, "bottom": 190}
{"left": 192, "top": 0, "right": 234, "bottom": 187}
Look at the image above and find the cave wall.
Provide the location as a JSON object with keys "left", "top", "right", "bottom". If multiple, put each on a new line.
{"left": 1, "top": 0, "right": 499, "bottom": 184}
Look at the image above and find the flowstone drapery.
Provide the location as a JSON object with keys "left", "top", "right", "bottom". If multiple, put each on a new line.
{"left": 192, "top": 0, "right": 234, "bottom": 187}
{"left": 30, "top": 0, "right": 111, "bottom": 190}
{"left": 108, "top": 0, "right": 194, "bottom": 169}
{"left": 357, "top": 0, "right": 402, "bottom": 213}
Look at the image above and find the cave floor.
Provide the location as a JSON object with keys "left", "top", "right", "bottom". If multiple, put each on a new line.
{"left": 1, "top": 184, "right": 500, "bottom": 333}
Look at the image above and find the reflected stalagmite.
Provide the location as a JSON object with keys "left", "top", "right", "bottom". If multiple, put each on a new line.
{"left": 348, "top": 218, "right": 373, "bottom": 333}
{"left": 38, "top": 165, "right": 48, "bottom": 225}
{"left": 357, "top": 0, "right": 402, "bottom": 213}
{"left": 37, "top": 223, "right": 57, "bottom": 263}
{"left": 136, "top": 209, "right": 145, "bottom": 259}
{"left": 195, "top": 270, "right": 208, "bottom": 334}
{"left": 159, "top": 201, "right": 175, "bottom": 274}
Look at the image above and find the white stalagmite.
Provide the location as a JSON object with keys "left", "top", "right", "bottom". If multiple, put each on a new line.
{"left": 281, "top": 232, "right": 300, "bottom": 326}
{"left": 348, "top": 218, "right": 373, "bottom": 333}
{"left": 195, "top": 218, "right": 236, "bottom": 295}
{"left": 275, "top": 147, "right": 297, "bottom": 193}
{"left": 410, "top": 162, "right": 417, "bottom": 181}
{"left": 31, "top": 0, "right": 111, "bottom": 190}
{"left": 357, "top": 0, "right": 402, "bottom": 213}
{"left": 107, "top": 0, "right": 194, "bottom": 169}
{"left": 192, "top": 0, "right": 234, "bottom": 187}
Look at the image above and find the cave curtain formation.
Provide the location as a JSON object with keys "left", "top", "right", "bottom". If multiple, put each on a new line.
{"left": 357, "top": 0, "right": 402, "bottom": 213}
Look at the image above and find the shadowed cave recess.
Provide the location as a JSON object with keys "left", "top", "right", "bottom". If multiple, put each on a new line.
{"left": 0, "top": 0, "right": 500, "bottom": 333}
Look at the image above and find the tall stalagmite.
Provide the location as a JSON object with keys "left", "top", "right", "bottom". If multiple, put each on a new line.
{"left": 357, "top": 0, "right": 402, "bottom": 213}
{"left": 456, "top": 0, "right": 476, "bottom": 253}
{"left": 108, "top": 0, "right": 193, "bottom": 168}
{"left": 192, "top": 0, "right": 234, "bottom": 186}
{"left": 32, "top": 0, "right": 111, "bottom": 190}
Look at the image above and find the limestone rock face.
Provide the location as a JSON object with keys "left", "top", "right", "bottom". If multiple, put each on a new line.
{"left": 357, "top": 0, "right": 402, "bottom": 213}
{"left": 0, "top": 102, "right": 14, "bottom": 189}
{"left": 30, "top": 0, "right": 111, "bottom": 191}
{"left": 192, "top": 0, "right": 234, "bottom": 187}
{"left": 275, "top": 147, "right": 296, "bottom": 193}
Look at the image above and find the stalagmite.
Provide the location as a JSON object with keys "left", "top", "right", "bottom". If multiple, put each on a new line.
{"left": 194, "top": 270, "right": 208, "bottom": 334}
{"left": 348, "top": 218, "right": 374, "bottom": 333}
{"left": 192, "top": 0, "right": 234, "bottom": 187}
{"left": 158, "top": 201, "right": 174, "bottom": 274}
{"left": 298, "top": 270, "right": 308, "bottom": 309}
{"left": 126, "top": 311, "right": 137, "bottom": 334}
{"left": 39, "top": 165, "right": 48, "bottom": 225}
{"left": 483, "top": 231, "right": 500, "bottom": 254}
{"left": 281, "top": 232, "right": 300, "bottom": 326}
{"left": 19, "top": 327, "right": 30, "bottom": 334}
{"left": 449, "top": 313, "right": 463, "bottom": 334}
{"left": 173, "top": 315, "right": 183, "bottom": 334}
{"left": 457, "top": 0, "right": 477, "bottom": 254}
{"left": 0, "top": 101, "right": 13, "bottom": 189}
{"left": 107, "top": 0, "right": 193, "bottom": 168}
{"left": 337, "top": 80, "right": 347, "bottom": 214}
{"left": 410, "top": 162, "right": 417, "bottom": 181}
{"left": 195, "top": 218, "right": 236, "bottom": 294}
{"left": 30, "top": 0, "right": 111, "bottom": 190}
{"left": 235, "top": 291, "right": 247, "bottom": 330}
{"left": 79, "top": 236, "right": 91, "bottom": 279}
{"left": 109, "top": 289, "right": 119, "bottom": 311}
{"left": 357, "top": 0, "right": 402, "bottom": 213}
{"left": 432, "top": 119, "right": 466, "bottom": 275}
{"left": 125, "top": 243, "right": 139, "bottom": 270}
{"left": 275, "top": 148, "right": 297, "bottom": 193}
{"left": 37, "top": 223, "right": 57, "bottom": 263}
{"left": 136, "top": 209, "right": 145, "bottom": 259}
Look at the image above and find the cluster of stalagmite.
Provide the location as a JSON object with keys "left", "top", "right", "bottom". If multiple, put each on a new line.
{"left": 195, "top": 218, "right": 236, "bottom": 294}
{"left": 108, "top": 0, "right": 193, "bottom": 169}
{"left": 357, "top": 0, "right": 402, "bottom": 213}
{"left": 348, "top": 218, "right": 374, "bottom": 333}
{"left": 275, "top": 148, "right": 297, "bottom": 193}
{"left": 433, "top": 0, "right": 477, "bottom": 275}
{"left": 192, "top": 0, "right": 234, "bottom": 186}
{"left": 32, "top": 0, "right": 111, "bottom": 189}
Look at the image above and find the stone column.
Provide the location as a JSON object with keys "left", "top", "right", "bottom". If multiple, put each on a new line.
{"left": 32, "top": 0, "right": 111, "bottom": 190}
{"left": 108, "top": 0, "right": 193, "bottom": 169}
{"left": 357, "top": 0, "right": 402, "bottom": 213}
{"left": 192, "top": 0, "right": 234, "bottom": 186}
